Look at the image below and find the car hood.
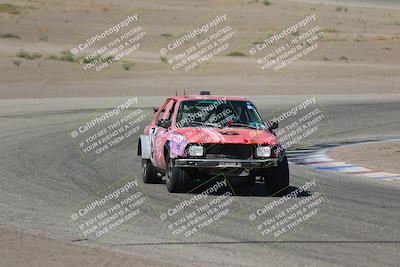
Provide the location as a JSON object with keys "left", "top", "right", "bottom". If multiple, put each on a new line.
{"left": 173, "top": 127, "right": 278, "bottom": 145}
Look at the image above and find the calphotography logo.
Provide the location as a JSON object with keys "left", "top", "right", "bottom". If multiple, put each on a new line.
{"left": 249, "top": 13, "right": 324, "bottom": 71}
{"left": 69, "top": 11, "right": 146, "bottom": 81}
{"left": 68, "top": 96, "right": 149, "bottom": 162}
{"left": 157, "top": 176, "right": 244, "bottom": 240}
{"left": 69, "top": 178, "right": 148, "bottom": 240}
{"left": 251, "top": 97, "right": 332, "bottom": 152}
{"left": 159, "top": 13, "right": 237, "bottom": 72}
{"left": 248, "top": 177, "right": 333, "bottom": 243}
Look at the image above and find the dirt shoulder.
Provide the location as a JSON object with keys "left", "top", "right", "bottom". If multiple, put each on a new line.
{"left": 327, "top": 141, "right": 400, "bottom": 174}
{"left": 0, "top": 0, "right": 400, "bottom": 98}
{"left": 0, "top": 228, "right": 174, "bottom": 267}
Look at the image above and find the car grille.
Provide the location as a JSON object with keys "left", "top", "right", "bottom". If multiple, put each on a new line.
{"left": 204, "top": 144, "right": 253, "bottom": 160}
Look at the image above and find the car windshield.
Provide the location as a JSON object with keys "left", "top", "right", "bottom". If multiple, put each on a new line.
{"left": 175, "top": 99, "right": 266, "bottom": 129}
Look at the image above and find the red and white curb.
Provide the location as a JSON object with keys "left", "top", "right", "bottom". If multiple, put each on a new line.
{"left": 288, "top": 147, "right": 400, "bottom": 181}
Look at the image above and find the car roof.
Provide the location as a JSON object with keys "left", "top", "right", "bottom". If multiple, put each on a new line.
{"left": 169, "top": 95, "right": 250, "bottom": 102}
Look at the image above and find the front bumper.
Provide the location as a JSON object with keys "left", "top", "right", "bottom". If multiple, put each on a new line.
{"left": 174, "top": 158, "right": 279, "bottom": 169}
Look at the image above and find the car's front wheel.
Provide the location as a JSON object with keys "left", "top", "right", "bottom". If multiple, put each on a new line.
{"left": 141, "top": 159, "right": 161, "bottom": 183}
{"left": 264, "top": 156, "right": 290, "bottom": 196}
{"left": 166, "top": 158, "right": 189, "bottom": 193}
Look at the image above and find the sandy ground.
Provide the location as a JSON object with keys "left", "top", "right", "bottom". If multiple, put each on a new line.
{"left": 0, "top": 227, "right": 176, "bottom": 267}
{"left": 328, "top": 141, "right": 400, "bottom": 174}
{"left": 0, "top": 0, "right": 399, "bottom": 98}
{"left": 295, "top": 0, "right": 400, "bottom": 9}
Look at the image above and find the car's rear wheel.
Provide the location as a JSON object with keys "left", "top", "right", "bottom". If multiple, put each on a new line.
{"left": 264, "top": 156, "right": 289, "bottom": 196}
{"left": 166, "top": 158, "right": 189, "bottom": 193}
{"left": 141, "top": 159, "right": 161, "bottom": 183}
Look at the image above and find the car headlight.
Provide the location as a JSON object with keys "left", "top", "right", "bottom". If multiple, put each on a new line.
{"left": 188, "top": 145, "right": 203, "bottom": 157}
{"left": 256, "top": 146, "right": 271, "bottom": 157}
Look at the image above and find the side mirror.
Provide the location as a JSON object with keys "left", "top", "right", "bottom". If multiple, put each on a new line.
{"left": 157, "top": 119, "right": 171, "bottom": 128}
{"left": 268, "top": 121, "right": 279, "bottom": 131}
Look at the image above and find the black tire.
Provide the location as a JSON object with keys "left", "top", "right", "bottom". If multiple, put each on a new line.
{"left": 165, "top": 158, "right": 189, "bottom": 193}
{"left": 141, "top": 159, "right": 161, "bottom": 183}
{"left": 264, "top": 156, "right": 290, "bottom": 196}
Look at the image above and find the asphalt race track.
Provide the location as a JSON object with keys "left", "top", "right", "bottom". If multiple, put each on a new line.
{"left": 1, "top": 95, "right": 399, "bottom": 266}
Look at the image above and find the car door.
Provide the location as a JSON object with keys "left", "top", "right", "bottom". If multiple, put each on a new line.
{"left": 152, "top": 99, "right": 175, "bottom": 169}
{"left": 148, "top": 99, "right": 168, "bottom": 166}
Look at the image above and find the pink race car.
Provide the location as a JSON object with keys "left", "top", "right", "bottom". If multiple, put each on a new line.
{"left": 137, "top": 94, "right": 289, "bottom": 193}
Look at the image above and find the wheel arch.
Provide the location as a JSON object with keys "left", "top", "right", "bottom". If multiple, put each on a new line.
{"left": 138, "top": 135, "right": 151, "bottom": 159}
